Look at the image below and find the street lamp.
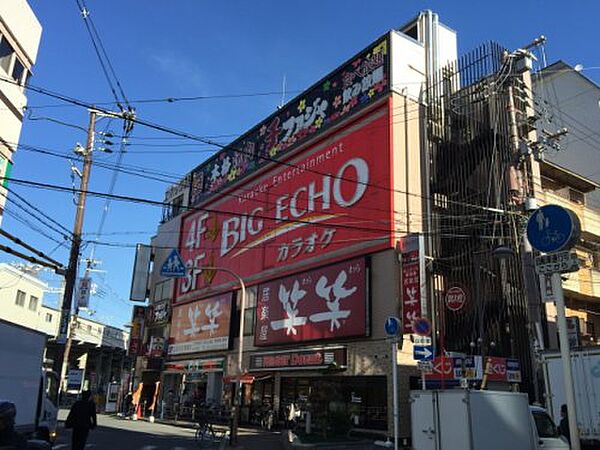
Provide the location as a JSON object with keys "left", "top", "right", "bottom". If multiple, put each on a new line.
{"left": 197, "top": 266, "right": 246, "bottom": 446}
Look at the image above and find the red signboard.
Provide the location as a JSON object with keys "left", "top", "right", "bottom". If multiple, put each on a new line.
{"left": 175, "top": 109, "right": 391, "bottom": 303}
{"left": 484, "top": 356, "right": 508, "bottom": 382}
{"left": 169, "top": 293, "right": 232, "bottom": 355}
{"left": 128, "top": 306, "right": 146, "bottom": 356}
{"left": 398, "top": 235, "right": 425, "bottom": 333}
{"left": 254, "top": 258, "right": 367, "bottom": 346}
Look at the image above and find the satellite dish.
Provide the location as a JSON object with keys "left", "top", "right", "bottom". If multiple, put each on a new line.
{"left": 574, "top": 64, "right": 584, "bottom": 72}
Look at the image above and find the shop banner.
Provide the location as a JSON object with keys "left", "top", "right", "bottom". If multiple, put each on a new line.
{"left": 176, "top": 111, "right": 392, "bottom": 303}
{"left": 249, "top": 347, "right": 347, "bottom": 371}
{"left": 254, "top": 258, "right": 367, "bottom": 346}
{"left": 148, "top": 336, "right": 165, "bottom": 357}
{"left": 189, "top": 36, "right": 389, "bottom": 205}
{"left": 148, "top": 300, "right": 170, "bottom": 325}
{"left": 128, "top": 305, "right": 146, "bottom": 356}
{"left": 168, "top": 293, "right": 232, "bottom": 355}
{"left": 165, "top": 357, "right": 225, "bottom": 373}
{"left": 398, "top": 234, "right": 426, "bottom": 333}
{"left": 425, "top": 356, "right": 521, "bottom": 383}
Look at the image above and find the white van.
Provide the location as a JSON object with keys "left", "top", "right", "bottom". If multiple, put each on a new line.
{"left": 530, "top": 406, "right": 570, "bottom": 449}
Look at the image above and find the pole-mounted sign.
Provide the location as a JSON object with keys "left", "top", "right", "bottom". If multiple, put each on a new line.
{"left": 526, "top": 204, "right": 581, "bottom": 253}
{"left": 527, "top": 204, "right": 582, "bottom": 450}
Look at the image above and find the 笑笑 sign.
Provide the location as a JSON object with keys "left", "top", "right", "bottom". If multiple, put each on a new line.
{"left": 168, "top": 293, "right": 232, "bottom": 355}
{"left": 254, "top": 258, "right": 367, "bottom": 346}
{"left": 176, "top": 110, "right": 392, "bottom": 303}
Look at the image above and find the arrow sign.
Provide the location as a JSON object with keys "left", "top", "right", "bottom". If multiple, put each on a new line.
{"left": 413, "top": 345, "right": 434, "bottom": 361}
{"left": 160, "top": 249, "right": 187, "bottom": 278}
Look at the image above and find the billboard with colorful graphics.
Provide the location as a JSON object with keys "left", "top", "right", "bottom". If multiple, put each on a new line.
{"left": 168, "top": 293, "right": 232, "bottom": 355}
{"left": 254, "top": 258, "right": 367, "bottom": 346}
{"left": 176, "top": 107, "right": 391, "bottom": 303}
{"left": 189, "top": 36, "right": 389, "bottom": 205}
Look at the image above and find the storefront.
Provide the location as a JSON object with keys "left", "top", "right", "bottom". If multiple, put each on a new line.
{"left": 162, "top": 357, "right": 226, "bottom": 420}
{"left": 247, "top": 346, "right": 388, "bottom": 431}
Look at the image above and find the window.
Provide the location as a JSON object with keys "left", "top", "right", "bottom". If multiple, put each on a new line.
{"left": 45, "top": 313, "right": 53, "bottom": 323}
{"left": 15, "top": 290, "right": 25, "bottom": 306}
{"left": 234, "top": 286, "right": 257, "bottom": 337}
{"left": 532, "top": 411, "right": 559, "bottom": 438}
{"left": 0, "top": 36, "right": 13, "bottom": 73}
{"left": 11, "top": 58, "right": 24, "bottom": 84}
{"left": 28, "top": 295, "right": 38, "bottom": 311}
{"left": 86, "top": 324, "right": 92, "bottom": 333}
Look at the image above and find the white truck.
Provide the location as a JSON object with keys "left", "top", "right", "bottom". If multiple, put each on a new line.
{"left": 0, "top": 319, "right": 58, "bottom": 441}
{"left": 543, "top": 347, "right": 600, "bottom": 447}
{"left": 410, "top": 389, "right": 569, "bottom": 450}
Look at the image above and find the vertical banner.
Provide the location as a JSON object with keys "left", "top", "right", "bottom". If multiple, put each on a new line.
{"left": 77, "top": 275, "right": 92, "bottom": 309}
{"left": 398, "top": 234, "right": 426, "bottom": 333}
{"left": 130, "top": 244, "right": 152, "bottom": 302}
{"left": 128, "top": 306, "right": 146, "bottom": 356}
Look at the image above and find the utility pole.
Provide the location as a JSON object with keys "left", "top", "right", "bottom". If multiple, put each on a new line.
{"left": 57, "top": 109, "right": 97, "bottom": 394}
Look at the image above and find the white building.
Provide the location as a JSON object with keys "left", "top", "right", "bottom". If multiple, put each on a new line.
{"left": 0, "top": 262, "right": 51, "bottom": 330}
{"left": 0, "top": 0, "right": 42, "bottom": 224}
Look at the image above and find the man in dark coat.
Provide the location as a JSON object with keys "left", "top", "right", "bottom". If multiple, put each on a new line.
{"left": 0, "top": 401, "right": 27, "bottom": 450}
{"left": 65, "top": 391, "right": 97, "bottom": 450}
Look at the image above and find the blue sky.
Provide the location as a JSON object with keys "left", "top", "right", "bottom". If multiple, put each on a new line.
{"left": 4, "top": 0, "right": 600, "bottom": 328}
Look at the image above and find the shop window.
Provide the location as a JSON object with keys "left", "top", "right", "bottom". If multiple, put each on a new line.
{"left": 15, "top": 290, "right": 26, "bottom": 306}
{"left": 0, "top": 36, "right": 13, "bottom": 74}
{"left": 28, "top": 295, "right": 38, "bottom": 311}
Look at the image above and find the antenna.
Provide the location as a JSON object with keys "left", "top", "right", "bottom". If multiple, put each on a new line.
{"left": 279, "top": 74, "right": 287, "bottom": 109}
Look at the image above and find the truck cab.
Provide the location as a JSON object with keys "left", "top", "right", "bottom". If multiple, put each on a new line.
{"left": 530, "top": 406, "right": 570, "bottom": 450}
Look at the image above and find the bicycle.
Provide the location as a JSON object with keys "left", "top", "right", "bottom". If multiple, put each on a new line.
{"left": 195, "top": 418, "right": 228, "bottom": 448}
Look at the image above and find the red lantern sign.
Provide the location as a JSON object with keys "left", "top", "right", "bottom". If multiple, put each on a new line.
{"left": 445, "top": 286, "right": 467, "bottom": 312}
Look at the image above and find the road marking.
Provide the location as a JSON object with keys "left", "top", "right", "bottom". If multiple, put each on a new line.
{"left": 52, "top": 445, "right": 68, "bottom": 449}
{"left": 140, "top": 446, "right": 158, "bottom": 450}
{"left": 171, "top": 447, "right": 186, "bottom": 450}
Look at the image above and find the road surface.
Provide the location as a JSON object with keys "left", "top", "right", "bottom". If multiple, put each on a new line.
{"left": 52, "top": 413, "right": 284, "bottom": 450}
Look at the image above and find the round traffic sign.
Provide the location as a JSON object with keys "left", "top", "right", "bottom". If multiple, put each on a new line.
{"left": 445, "top": 286, "right": 467, "bottom": 312}
{"left": 526, "top": 205, "right": 581, "bottom": 253}
{"left": 413, "top": 317, "right": 431, "bottom": 337}
{"left": 384, "top": 316, "right": 401, "bottom": 336}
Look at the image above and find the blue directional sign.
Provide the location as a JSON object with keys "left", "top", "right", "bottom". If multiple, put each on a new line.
{"left": 384, "top": 316, "right": 401, "bottom": 337}
{"left": 527, "top": 205, "right": 581, "bottom": 253}
{"left": 160, "top": 249, "right": 186, "bottom": 278}
{"left": 413, "top": 317, "right": 432, "bottom": 337}
{"left": 413, "top": 345, "right": 434, "bottom": 361}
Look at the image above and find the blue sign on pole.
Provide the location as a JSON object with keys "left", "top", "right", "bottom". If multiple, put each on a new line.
{"left": 413, "top": 317, "right": 432, "bottom": 337}
{"left": 384, "top": 316, "right": 401, "bottom": 337}
{"left": 527, "top": 205, "right": 581, "bottom": 253}
{"left": 413, "top": 345, "right": 434, "bottom": 361}
{"left": 160, "top": 249, "right": 187, "bottom": 278}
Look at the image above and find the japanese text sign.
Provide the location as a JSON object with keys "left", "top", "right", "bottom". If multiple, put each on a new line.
{"left": 176, "top": 110, "right": 392, "bottom": 303}
{"left": 254, "top": 258, "right": 367, "bottom": 346}
{"left": 398, "top": 234, "right": 425, "bottom": 333}
{"left": 169, "top": 293, "right": 232, "bottom": 355}
{"left": 189, "top": 36, "right": 389, "bottom": 205}
{"left": 249, "top": 348, "right": 347, "bottom": 371}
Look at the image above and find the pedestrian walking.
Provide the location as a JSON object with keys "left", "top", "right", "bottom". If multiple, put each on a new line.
{"left": 65, "top": 391, "right": 97, "bottom": 450}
